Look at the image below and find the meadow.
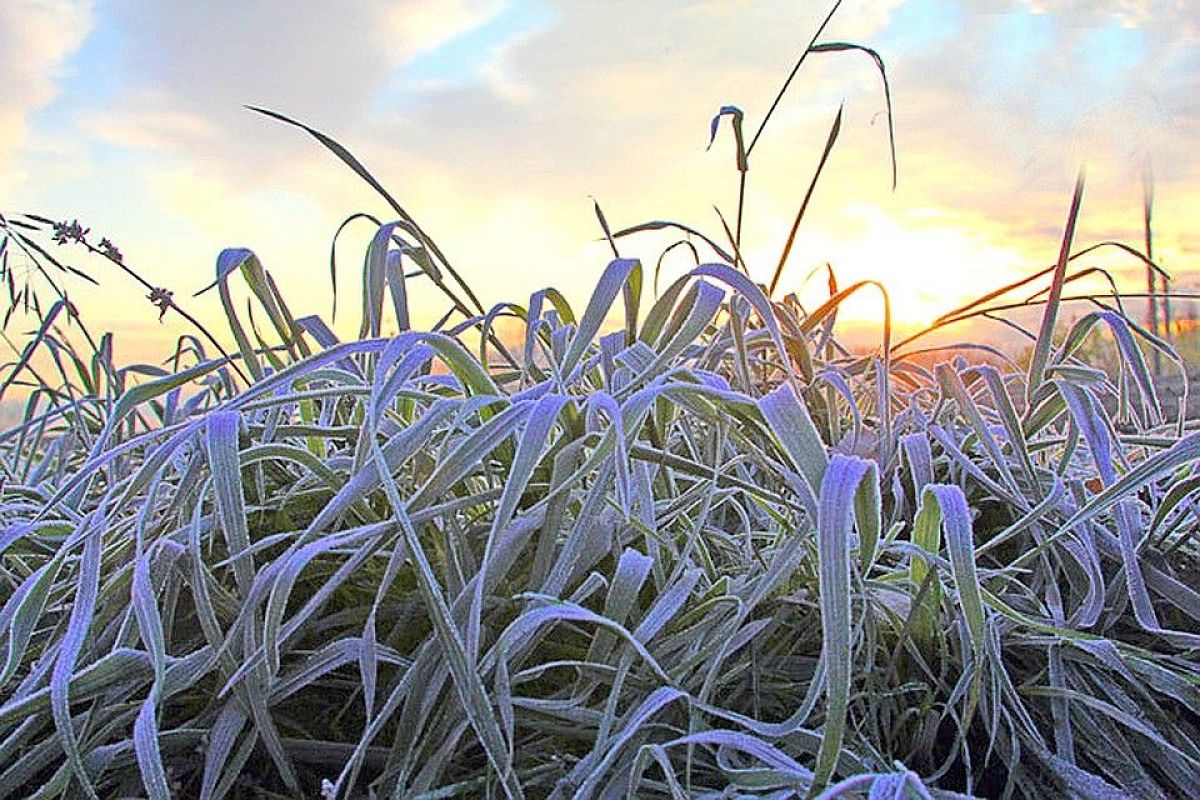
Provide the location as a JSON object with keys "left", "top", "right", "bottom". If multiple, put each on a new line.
{"left": 1, "top": 9, "right": 1198, "bottom": 799}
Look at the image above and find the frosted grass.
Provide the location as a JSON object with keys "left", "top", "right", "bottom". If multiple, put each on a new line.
{"left": 1, "top": 5, "right": 1197, "bottom": 798}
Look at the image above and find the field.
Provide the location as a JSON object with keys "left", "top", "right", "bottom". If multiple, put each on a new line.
{"left": 1, "top": 14, "right": 1198, "bottom": 800}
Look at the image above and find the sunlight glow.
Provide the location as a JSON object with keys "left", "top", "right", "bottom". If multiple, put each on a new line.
{"left": 774, "top": 204, "right": 1029, "bottom": 331}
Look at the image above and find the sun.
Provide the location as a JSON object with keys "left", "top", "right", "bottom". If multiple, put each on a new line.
{"left": 774, "top": 204, "right": 1031, "bottom": 334}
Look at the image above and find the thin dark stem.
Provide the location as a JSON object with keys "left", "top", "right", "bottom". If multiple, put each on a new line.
{"left": 735, "top": 172, "right": 746, "bottom": 256}
{"left": 746, "top": 0, "right": 843, "bottom": 157}
{"left": 768, "top": 105, "right": 842, "bottom": 299}
{"left": 1145, "top": 164, "right": 1164, "bottom": 377}
{"left": 75, "top": 238, "right": 252, "bottom": 386}
{"left": 164, "top": 303, "right": 251, "bottom": 385}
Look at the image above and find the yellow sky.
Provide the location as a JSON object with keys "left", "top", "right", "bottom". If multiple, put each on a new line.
{"left": 2, "top": 1, "right": 1197, "bottom": 367}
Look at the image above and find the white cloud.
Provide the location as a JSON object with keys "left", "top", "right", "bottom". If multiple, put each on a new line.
{"left": 11, "top": 0, "right": 1200, "bottom": 351}
{"left": 381, "top": 0, "right": 506, "bottom": 65}
{"left": 0, "top": 0, "right": 94, "bottom": 195}
{"left": 84, "top": 90, "right": 218, "bottom": 150}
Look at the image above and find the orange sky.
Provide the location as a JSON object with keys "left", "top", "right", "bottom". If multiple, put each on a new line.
{"left": 2, "top": 1, "right": 1197, "bottom": 366}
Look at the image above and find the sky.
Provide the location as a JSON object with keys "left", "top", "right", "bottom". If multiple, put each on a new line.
{"left": 2, "top": 0, "right": 1197, "bottom": 364}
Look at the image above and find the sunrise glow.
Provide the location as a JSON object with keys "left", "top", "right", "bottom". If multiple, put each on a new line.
{"left": 1, "top": 1, "right": 1196, "bottom": 353}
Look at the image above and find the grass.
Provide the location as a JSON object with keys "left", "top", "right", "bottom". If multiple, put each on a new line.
{"left": 1, "top": 6, "right": 1199, "bottom": 798}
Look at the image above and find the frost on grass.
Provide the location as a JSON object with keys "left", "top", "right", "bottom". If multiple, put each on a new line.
{"left": 1, "top": 12, "right": 1198, "bottom": 800}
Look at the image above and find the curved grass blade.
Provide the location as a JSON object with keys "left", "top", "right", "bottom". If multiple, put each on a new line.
{"left": 1027, "top": 172, "right": 1086, "bottom": 407}
{"left": 807, "top": 41, "right": 897, "bottom": 188}
{"left": 812, "top": 454, "right": 873, "bottom": 791}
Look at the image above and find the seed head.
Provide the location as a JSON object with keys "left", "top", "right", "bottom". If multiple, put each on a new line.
{"left": 98, "top": 237, "right": 123, "bottom": 264}
{"left": 52, "top": 219, "right": 89, "bottom": 245}
{"left": 147, "top": 286, "right": 174, "bottom": 320}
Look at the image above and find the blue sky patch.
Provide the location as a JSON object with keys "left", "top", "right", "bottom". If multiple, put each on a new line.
{"left": 374, "top": 0, "right": 554, "bottom": 109}
{"left": 879, "top": 0, "right": 963, "bottom": 54}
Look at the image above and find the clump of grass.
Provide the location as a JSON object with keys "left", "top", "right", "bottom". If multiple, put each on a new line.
{"left": 2, "top": 6, "right": 1198, "bottom": 799}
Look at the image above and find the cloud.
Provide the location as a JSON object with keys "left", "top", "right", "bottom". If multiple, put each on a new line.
{"left": 84, "top": 90, "right": 219, "bottom": 150}
{"left": 728, "top": 1, "right": 1200, "bottom": 315}
{"left": 0, "top": 0, "right": 94, "bottom": 195}
{"left": 13, "top": 0, "right": 1200, "bottom": 354}
{"left": 380, "top": 0, "right": 506, "bottom": 65}
{"left": 350, "top": 1, "right": 1197, "bottom": 324}
{"left": 89, "top": 1, "right": 395, "bottom": 177}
